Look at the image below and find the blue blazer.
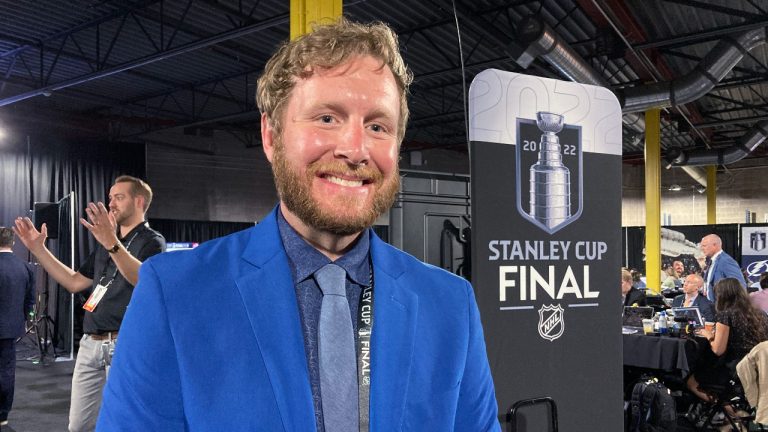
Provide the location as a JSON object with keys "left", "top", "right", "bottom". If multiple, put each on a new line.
{"left": 0, "top": 252, "right": 35, "bottom": 339}
{"left": 97, "top": 208, "right": 499, "bottom": 431}
{"left": 706, "top": 251, "right": 745, "bottom": 302}
{"left": 671, "top": 294, "right": 715, "bottom": 322}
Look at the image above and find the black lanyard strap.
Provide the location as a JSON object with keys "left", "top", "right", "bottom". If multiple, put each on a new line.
{"left": 357, "top": 264, "right": 374, "bottom": 432}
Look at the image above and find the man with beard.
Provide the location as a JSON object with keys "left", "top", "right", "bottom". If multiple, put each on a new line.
{"left": 97, "top": 19, "right": 499, "bottom": 432}
{"left": 13, "top": 176, "right": 165, "bottom": 432}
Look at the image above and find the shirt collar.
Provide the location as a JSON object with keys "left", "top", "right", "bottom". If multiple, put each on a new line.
{"left": 120, "top": 221, "right": 147, "bottom": 241}
{"left": 277, "top": 207, "right": 371, "bottom": 286}
{"left": 712, "top": 250, "right": 723, "bottom": 261}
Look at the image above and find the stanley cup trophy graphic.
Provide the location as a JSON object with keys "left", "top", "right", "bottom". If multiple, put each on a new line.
{"left": 529, "top": 112, "right": 571, "bottom": 229}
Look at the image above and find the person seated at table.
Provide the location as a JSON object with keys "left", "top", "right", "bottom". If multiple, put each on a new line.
{"left": 672, "top": 274, "right": 715, "bottom": 322}
{"left": 686, "top": 278, "right": 768, "bottom": 405}
{"left": 749, "top": 272, "right": 768, "bottom": 313}
{"left": 622, "top": 268, "right": 647, "bottom": 307}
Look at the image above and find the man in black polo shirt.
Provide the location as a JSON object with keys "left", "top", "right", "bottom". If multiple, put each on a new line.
{"left": 13, "top": 175, "right": 165, "bottom": 432}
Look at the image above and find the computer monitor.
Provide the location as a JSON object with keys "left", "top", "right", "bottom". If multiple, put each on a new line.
{"left": 671, "top": 307, "right": 704, "bottom": 327}
{"left": 33, "top": 202, "right": 60, "bottom": 239}
{"left": 622, "top": 306, "right": 654, "bottom": 328}
{"left": 166, "top": 242, "right": 199, "bottom": 252}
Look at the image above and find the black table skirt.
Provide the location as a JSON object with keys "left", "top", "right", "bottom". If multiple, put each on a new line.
{"left": 623, "top": 333, "right": 707, "bottom": 377}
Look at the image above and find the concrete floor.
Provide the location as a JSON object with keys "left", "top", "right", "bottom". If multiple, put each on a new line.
{"left": 3, "top": 338, "right": 72, "bottom": 432}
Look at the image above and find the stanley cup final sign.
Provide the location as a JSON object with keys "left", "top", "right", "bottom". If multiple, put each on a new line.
{"left": 469, "top": 70, "right": 623, "bottom": 430}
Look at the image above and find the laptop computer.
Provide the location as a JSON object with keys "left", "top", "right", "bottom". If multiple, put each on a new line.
{"left": 671, "top": 307, "right": 705, "bottom": 327}
{"left": 622, "top": 306, "right": 654, "bottom": 328}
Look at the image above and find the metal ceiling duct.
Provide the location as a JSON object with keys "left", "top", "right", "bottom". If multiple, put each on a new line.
{"left": 666, "top": 120, "right": 768, "bottom": 167}
{"left": 617, "top": 27, "right": 768, "bottom": 113}
{"left": 511, "top": 16, "right": 768, "bottom": 172}
{"left": 510, "top": 16, "right": 647, "bottom": 137}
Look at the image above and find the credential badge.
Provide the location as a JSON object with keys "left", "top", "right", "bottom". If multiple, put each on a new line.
{"left": 538, "top": 304, "right": 565, "bottom": 341}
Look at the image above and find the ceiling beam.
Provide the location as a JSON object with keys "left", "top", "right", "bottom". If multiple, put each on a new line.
{"left": 0, "top": 13, "right": 288, "bottom": 108}
{"left": 634, "top": 19, "right": 768, "bottom": 51}
{"left": 660, "top": 0, "right": 766, "bottom": 21}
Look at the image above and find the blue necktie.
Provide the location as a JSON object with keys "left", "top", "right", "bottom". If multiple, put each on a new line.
{"left": 315, "top": 263, "right": 358, "bottom": 432}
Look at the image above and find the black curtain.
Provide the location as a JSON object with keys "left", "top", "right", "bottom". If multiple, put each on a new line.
{"left": 1, "top": 134, "right": 145, "bottom": 352}
{"left": 623, "top": 226, "right": 645, "bottom": 271}
{"left": 148, "top": 218, "right": 254, "bottom": 243}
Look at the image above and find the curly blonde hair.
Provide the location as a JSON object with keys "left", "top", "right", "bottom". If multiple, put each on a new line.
{"left": 256, "top": 17, "right": 413, "bottom": 143}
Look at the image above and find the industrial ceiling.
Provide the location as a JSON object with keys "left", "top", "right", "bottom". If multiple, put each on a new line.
{"left": 1, "top": 0, "right": 767, "bottom": 165}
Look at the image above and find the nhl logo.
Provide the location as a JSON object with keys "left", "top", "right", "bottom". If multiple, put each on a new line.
{"left": 538, "top": 304, "right": 565, "bottom": 341}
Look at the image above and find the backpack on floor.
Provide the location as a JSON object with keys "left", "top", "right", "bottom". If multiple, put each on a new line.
{"left": 628, "top": 379, "right": 677, "bottom": 432}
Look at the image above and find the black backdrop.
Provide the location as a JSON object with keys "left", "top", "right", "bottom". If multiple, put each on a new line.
{"left": 149, "top": 218, "right": 254, "bottom": 243}
{"left": 1, "top": 135, "right": 256, "bottom": 352}
{"left": 1, "top": 135, "right": 146, "bottom": 351}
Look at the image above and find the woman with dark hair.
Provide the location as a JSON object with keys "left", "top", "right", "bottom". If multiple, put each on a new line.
{"left": 687, "top": 278, "right": 768, "bottom": 403}
{"left": 749, "top": 272, "right": 768, "bottom": 312}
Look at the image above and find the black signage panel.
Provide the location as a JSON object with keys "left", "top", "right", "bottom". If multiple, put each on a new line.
{"left": 469, "top": 70, "right": 623, "bottom": 431}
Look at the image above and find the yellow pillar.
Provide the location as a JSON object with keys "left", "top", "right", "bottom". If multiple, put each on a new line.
{"left": 290, "top": 0, "right": 342, "bottom": 39}
{"left": 706, "top": 166, "right": 716, "bottom": 224}
{"left": 644, "top": 109, "right": 661, "bottom": 295}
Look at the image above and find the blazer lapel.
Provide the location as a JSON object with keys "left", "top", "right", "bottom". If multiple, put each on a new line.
{"left": 235, "top": 209, "right": 315, "bottom": 432}
{"left": 369, "top": 234, "right": 419, "bottom": 430}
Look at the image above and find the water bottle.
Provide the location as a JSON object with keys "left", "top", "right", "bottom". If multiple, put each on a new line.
{"left": 659, "top": 311, "right": 668, "bottom": 335}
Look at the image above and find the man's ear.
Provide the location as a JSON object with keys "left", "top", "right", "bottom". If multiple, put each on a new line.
{"left": 135, "top": 195, "right": 146, "bottom": 212}
{"left": 261, "top": 113, "right": 275, "bottom": 163}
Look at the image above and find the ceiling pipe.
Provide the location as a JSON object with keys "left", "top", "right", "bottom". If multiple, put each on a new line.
{"left": 666, "top": 120, "right": 768, "bottom": 167}
{"left": 510, "top": 16, "right": 646, "bottom": 139}
{"left": 510, "top": 15, "right": 768, "bottom": 175}
{"left": 617, "top": 27, "right": 768, "bottom": 113}
{"left": 679, "top": 165, "right": 708, "bottom": 188}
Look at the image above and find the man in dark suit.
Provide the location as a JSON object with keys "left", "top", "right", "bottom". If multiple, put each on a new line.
{"left": 623, "top": 269, "right": 646, "bottom": 307}
{"left": 700, "top": 234, "right": 745, "bottom": 302}
{"left": 0, "top": 227, "right": 35, "bottom": 428}
{"left": 671, "top": 273, "right": 715, "bottom": 322}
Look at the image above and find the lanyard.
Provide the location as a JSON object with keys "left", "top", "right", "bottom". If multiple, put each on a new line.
{"left": 97, "top": 230, "right": 140, "bottom": 287}
{"left": 356, "top": 262, "right": 374, "bottom": 432}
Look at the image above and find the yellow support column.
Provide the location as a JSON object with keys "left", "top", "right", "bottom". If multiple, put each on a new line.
{"left": 290, "top": 0, "right": 342, "bottom": 39}
{"left": 706, "top": 166, "right": 716, "bottom": 224}
{"left": 644, "top": 109, "right": 661, "bottom": 295}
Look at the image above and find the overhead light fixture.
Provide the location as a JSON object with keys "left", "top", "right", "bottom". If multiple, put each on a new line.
{"left": 668, "top": 184, "right": 682, "bottom": 191}
{"left": 695, "top": 185, "right": 706, "bottom": 194}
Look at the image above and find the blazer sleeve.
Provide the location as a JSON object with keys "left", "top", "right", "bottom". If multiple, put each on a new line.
{"left": 628, "top": 289, "right": 647, "bottom": 307}
{"left": 453, "top": 280, "right": 501, "bottom": 432}
{"left": 96, "top": 261, "right": 186, "bottom": 431}
{"left": 719, "top": 255, "right": 746, "bottom": 287}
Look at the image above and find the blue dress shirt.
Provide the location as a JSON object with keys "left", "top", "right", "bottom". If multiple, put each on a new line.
{"left": 277, "top": 209, "right": 371, "bottom": 432}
